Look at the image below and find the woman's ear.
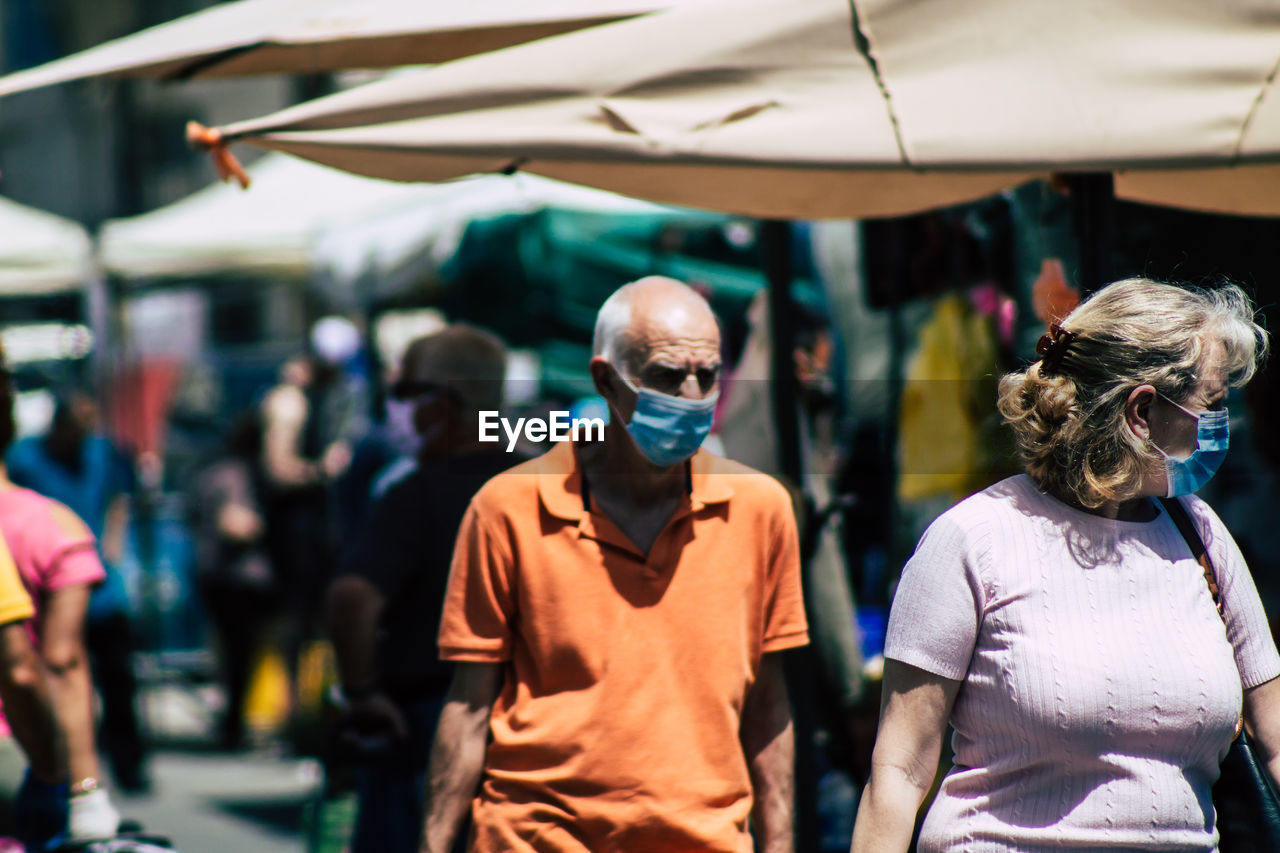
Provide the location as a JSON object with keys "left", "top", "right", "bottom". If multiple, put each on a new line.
{"left": 1125, "top": 384, "right": 1157, "bottom": 442}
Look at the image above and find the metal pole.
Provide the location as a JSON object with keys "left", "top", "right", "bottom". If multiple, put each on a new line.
{"left": 763, "top": 220, "right": 802, "bottom": 484}
{"left": 761, "top": 219, "right": 819, "bottom": 853}
{"left": 1066, "top": 173, "right": 1115, "bottom": 297}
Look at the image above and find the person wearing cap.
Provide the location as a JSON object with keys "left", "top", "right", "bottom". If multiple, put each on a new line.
{"left": 326, "top": 325, "right": 515, "bottom": 853}
{"left": 420, "top": 277, "right": 808, "bottom": 853}
{"left": 852, "top": 278, "right": 1280, "bottom": 852}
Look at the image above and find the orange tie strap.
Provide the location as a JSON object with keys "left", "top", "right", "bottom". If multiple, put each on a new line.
{"left": 185, "top": 121, "right": 251, "bottom": 189}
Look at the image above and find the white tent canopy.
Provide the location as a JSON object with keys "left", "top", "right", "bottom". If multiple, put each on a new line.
{"left": 199, "top": 0, "right": 1280, "bottom": 219}
{"left": 100, "top": 152, "right": 681, "bottom": 295}
{"left": 0, "top": 196, "right": 93, "bottom": 296}
{"left": 0, "top": 0, "right": 674, "bottom": 96}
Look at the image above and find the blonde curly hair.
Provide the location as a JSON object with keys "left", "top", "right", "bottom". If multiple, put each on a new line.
{"left": 997, "top": 278, "right": 1268, "bottom": 508}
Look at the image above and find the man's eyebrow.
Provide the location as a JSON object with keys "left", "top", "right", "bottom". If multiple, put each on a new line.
{"left": 645, "top": 361, "right": 722, "bottom": 372}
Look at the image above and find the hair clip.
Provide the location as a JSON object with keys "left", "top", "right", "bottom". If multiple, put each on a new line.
{"left": 1035, "top": 323, "right": 1076, "bottom": 374}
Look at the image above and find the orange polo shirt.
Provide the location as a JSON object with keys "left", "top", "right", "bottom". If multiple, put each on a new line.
{"left": 439, "top": 440, "right": 808, "bottom": 853}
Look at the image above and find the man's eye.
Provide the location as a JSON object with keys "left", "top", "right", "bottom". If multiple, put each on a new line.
{"left": 645, "top": 369, "right": 684, "bottom": 390}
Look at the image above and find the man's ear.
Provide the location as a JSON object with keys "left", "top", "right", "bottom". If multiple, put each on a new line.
{"left": 589, "top": 356, "right": 615, "bottom": 401}
{"left": 1125, "top": 384, "right": 1157, "bottom": 442}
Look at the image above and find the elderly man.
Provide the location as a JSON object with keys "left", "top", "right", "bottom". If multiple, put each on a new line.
{"left": 421, "top": 277, "right": 808, "bottom": 853}
{"left": 328, "top": 325, "right": 515, "bottom": 853}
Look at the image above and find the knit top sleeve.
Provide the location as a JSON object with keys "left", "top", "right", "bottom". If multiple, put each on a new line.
{"left": 1187, "top": 495, "right": 1280, "bottom": 689}
{"left": 883, "top": 511, "right": 986, "bottom": 681}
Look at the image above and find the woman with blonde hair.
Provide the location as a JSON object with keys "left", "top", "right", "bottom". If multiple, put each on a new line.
{"left": 852, "top": 278, "right": 1280, "bottom": 851}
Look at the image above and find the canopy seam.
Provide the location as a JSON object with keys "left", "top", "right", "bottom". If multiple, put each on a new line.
{"left": 848, "top": 0, "right": 913, "bottom": 170}
{"left": 1234, "top": 52, "right": 1280, "bottom": 163}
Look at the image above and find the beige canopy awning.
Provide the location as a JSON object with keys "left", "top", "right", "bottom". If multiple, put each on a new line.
{"left": 99, "top": 152, "right": 675, "bottom": 288}
{"left": 0, "top": 197, "right": 93, "bottom": 296}
{"left": 0, "top": 0, "right": 673, "bottom": 97}
{"left": 193, "top": 0, "right": 1280, "bottom": 219}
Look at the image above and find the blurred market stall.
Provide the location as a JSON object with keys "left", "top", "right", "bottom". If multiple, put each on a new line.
{"left": 0, "top": 195, "right": 95, "bottom": 295}
{"left": 0, "top": 196, "right": 100, "bottom": 433}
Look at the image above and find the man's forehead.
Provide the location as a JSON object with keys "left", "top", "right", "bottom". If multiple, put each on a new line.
{"left": 630, "top": 300, "right": 717, "bottom": 339}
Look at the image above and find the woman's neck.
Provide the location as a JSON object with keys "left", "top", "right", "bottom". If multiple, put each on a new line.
{"left": 1049, "top": 485, "right": 1159, "bottom": 522}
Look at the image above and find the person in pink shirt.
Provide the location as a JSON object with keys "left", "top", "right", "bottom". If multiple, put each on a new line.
{"left": 853, "top": 279, "right": 1280, "bottom": 852}
{"left": 0, "top": 361, "right": 120, "bottom": 842}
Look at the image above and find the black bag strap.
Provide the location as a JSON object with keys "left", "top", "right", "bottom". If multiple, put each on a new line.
{"left": 1162, "top": 496, "right": 1250, "bottom": 745}
{"left": 1160, "top": 496, "right": 1226, "bottom": 621}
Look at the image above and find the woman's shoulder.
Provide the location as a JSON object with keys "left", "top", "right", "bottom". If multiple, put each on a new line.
{"left": 1176, "top": 494, "right": 1240, "bottom": 566}
{"left": 1178, "top": 493, "right": 1226, "bottom": 530}
{"left": 933, "top": 474, "right": 1042, "bottom": 529}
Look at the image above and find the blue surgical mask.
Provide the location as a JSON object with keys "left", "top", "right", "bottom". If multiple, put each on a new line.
{"left": 615, "top": 371, "right": 717, "bottom": 467}
{"left": 1155, "top": 393, "right": 1229, "bottom": 497}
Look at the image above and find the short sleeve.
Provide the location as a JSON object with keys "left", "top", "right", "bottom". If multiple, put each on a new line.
{"left": 37, "top": 502, "right": 105, "bottom": 592}
{"left": 761, "top": 502, "right": 809, "bottom": 653}
{"left": 0, "top": 535, "right": 34, "bottom": 627}
{"left": 883, "top": 515, "right": 984, "bottom": 680}
{"left": 1192, "top": 500, "right": 1280, "bottom": 689}
{"left": 437, "top": 501, "right": 517, "bottom": 662}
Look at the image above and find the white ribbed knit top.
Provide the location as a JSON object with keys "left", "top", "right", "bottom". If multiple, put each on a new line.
{"left": 885, "top": 474, "right": 1280, "bottom": 852}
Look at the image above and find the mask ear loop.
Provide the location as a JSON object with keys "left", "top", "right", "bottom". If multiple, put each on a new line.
{"left": 1157, "top": 391, "right": 1200, "bottom": 421}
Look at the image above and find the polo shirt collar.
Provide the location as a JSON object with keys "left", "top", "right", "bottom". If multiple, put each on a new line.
{"left": 537, "top": 442, "right": 734, "bottom": 521}
{"left": 536, "top": 441, "right": 586, "bottom": 521}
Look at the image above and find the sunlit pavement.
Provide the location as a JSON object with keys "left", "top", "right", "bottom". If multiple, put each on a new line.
{"left": 104, "top": 681, "right": 322, "bottom": 853}
{"left": 110, "top": 750, "right": 320, "bottom": 853}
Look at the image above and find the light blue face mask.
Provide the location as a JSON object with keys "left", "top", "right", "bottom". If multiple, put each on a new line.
{"left": 615, "top": 371, "right": 717, "bottom": 467}
{"left": 1155, "top": 392, "right": 1229, "bottom": 497}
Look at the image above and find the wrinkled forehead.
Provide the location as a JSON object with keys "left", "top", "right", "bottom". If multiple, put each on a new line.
{"left": 626, "top": 299, "right": 719, "bottom": 355}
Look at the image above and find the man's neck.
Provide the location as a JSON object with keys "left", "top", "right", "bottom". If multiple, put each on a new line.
{"left": 580, "top": 425, "right": 686, "bottom": 506}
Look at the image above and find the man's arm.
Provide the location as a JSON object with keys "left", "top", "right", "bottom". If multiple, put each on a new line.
{"left": 261, "top": 386, "right": 322, "bottom": 487}
{"left": 324, "top": 574, "right": 406, "bottom": 736}
{"left": 42, "top": 582, "right": 122, "bottom": 838}
{"left": 39, "top": 584, "right": 99, "bottom": 782}
{"left": 420, "top": 662, "right": 502, "bottom": 853}
{"left": 741, "top": 653, "right": 795, "bottom": 853}
{"left": 0, "top": 620, "right": 65, "bottom": 784}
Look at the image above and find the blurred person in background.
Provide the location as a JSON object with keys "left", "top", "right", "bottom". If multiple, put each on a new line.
{"left": 193, "top": 412, "right": 277, "bottom": 752}
{"left": 327, "top": 325, "right": 514, "bottom": 853}
{"left": 258, "top": 347, "right": 354, "bottom": 709}
{"left": 0, "top": 354, "right": 119, "bottom": 841}
{"left": 6, "top": 392, "right": 149, "bottom": 795}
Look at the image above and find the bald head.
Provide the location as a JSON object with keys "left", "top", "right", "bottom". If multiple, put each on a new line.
{"left": 593, "top": 276, "right": 719, "bottom": 373}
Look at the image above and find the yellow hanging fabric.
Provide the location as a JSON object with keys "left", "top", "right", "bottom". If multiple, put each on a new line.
{"left": 898, "top": 293, "right": 1005, "bottom": 503}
